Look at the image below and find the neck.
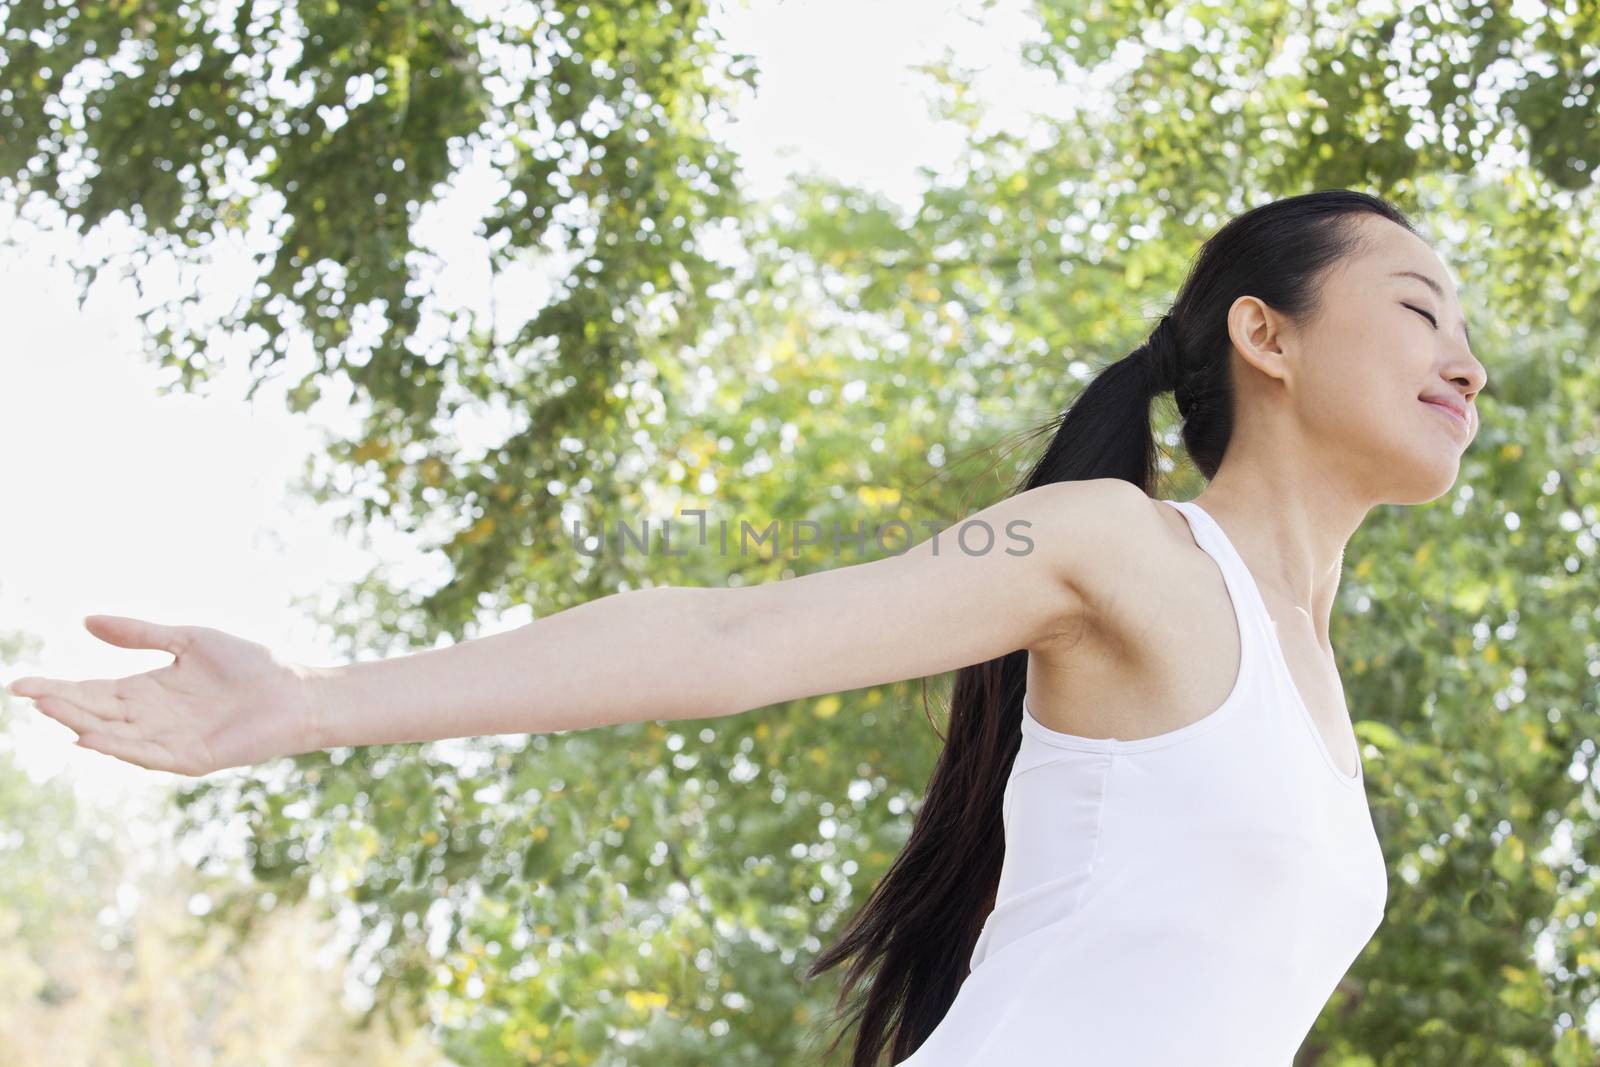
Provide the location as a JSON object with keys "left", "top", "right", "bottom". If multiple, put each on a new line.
{"left": 1189, "top": 472, "right": 1366, "bottom": 647}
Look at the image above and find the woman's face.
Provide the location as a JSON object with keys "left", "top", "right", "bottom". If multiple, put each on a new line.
{"left": 1231, "top": 214, "right": 1489, "bottom": 506}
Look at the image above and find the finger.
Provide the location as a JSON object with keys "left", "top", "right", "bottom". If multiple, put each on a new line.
{"left": 75, "top": 730, "right": 188, "bottom": 775}
{"left": 7, "top": 677, "right": 46, "bottom": 697}
{"left": 83, "top": 615, "right": 190, "bottom": 655}
{"left": 7, "top": 678, "right": 127, "bottom": 721}
{"left": 32, "top": 694, "right": 138, "bottom": 736}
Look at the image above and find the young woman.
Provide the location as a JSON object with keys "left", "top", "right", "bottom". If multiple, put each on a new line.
{"left": 9, "top": 189, "right": 1486, "bottom": 1065}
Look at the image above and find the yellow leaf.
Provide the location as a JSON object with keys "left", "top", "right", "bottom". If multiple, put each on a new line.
{"left": 625, "top": 989, "right": 670, "bottom": 1012}
{"left": 856, "top": 486, "right": 901, "bottom": 509}
{"left": 461, "top": 516, "right": 497, "bottom": 545}
{"left": 352, "top": 438, "right": 392, "bottom": 464}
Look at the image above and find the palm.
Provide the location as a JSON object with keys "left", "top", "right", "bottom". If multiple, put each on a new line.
{"left": 6, "top": 615, "right": 313, "bottom": 777}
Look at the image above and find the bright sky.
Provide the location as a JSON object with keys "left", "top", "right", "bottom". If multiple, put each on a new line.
{"left": 0, "top": 0, "right": 1079, "bottom": 834}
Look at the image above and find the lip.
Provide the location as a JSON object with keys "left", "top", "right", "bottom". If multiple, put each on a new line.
{"left": 1420, "top": 398, "right": 1470, "bottom": 434}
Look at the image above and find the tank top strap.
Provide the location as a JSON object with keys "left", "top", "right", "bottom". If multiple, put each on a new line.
{"left": 1158, "top": 498, "right": 1279, "bottom": 675}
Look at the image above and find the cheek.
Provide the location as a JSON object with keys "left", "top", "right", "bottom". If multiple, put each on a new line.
{"left": 1312, "top": 334, "right": 1422, "bottom": 416}
{"left": 1302, "top": 357, "right": 1387, "bottom": 427}
{"left": 1303, "top": 358, "right": 1429, "bottom": 450}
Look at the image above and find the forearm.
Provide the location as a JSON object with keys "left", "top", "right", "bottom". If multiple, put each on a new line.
{"left": 302, "top": 586, "right": 737, "bottom": 751}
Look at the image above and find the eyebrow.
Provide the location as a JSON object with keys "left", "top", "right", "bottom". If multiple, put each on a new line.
{"left": 1389, "top": 269, "right": 1473, "bottom": 349}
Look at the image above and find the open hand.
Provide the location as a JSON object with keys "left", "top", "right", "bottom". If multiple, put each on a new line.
{"left": 6, "top": 615, "right": 319, "bottom": 777}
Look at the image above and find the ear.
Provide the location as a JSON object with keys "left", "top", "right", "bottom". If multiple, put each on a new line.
{"left": 1226, "top": 294, "right": 1292, "bottom": 385}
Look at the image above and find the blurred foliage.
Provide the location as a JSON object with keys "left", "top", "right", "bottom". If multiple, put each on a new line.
{"left": 0, "top": 686, "right": 458, "bottom": 1065}
{"left": 3, "top": 0, "right": 1600, "bottom": 1064}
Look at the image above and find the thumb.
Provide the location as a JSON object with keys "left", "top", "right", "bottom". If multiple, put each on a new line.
{"left": 84, "top": 614, "right": 189, "bottom": 654}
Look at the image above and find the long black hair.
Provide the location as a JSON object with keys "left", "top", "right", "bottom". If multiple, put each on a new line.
{"left": 803, "top": 189, "right": 1418, "bottom": 1065}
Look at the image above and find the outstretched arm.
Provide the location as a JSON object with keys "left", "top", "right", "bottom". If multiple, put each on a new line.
{"left": 8, "top": 478, "right": 1144, "bottom": 774}
{"left": 305, "top": 477, "right": 1141, "bottom": 746}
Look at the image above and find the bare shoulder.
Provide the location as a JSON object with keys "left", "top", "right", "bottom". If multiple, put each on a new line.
{"left": 1011, "top": 479, "right": 1174, "bottom": 648}
{"left": 1022, "top": 478, "right": 1173, "bottom": 570}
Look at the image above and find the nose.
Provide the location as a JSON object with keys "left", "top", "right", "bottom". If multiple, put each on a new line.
{"left": 1447, "top": 342, "right": 1488, "bottom": 403}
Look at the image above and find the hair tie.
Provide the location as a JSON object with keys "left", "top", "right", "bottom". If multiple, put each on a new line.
{"left": 1141, "top": 314, "right": 1180, "bottom": 395}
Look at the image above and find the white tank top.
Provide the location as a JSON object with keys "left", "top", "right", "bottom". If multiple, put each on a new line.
{"left": 897, "top": 497, "right": 1388, "bottom": 1066}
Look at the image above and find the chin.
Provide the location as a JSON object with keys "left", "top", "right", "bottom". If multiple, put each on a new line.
{"left": 1372, "top": 415, "right": 1469, "bottom": 504}
{"left": 1383, "top": 462, "right": 1461, "bottom": 506}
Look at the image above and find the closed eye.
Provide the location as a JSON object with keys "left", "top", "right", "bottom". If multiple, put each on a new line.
{"left": 1402, "top": 303, "right": 1438, "bottom": 329}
